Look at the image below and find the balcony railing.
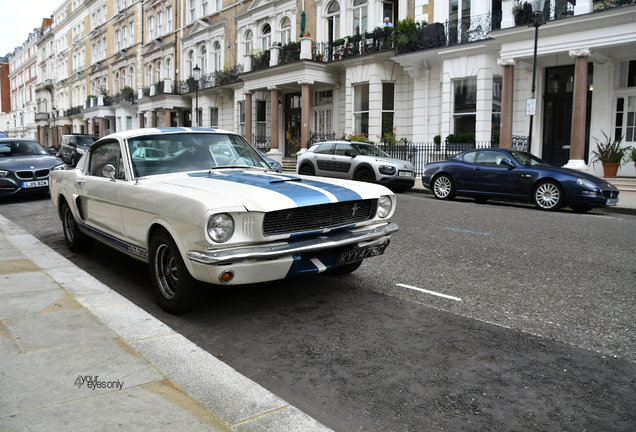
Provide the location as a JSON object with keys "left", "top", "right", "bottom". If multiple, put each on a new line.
{"left": 251, "top": 51, "right": 271, "bottom": 71}
{"left": 178, "top": 65, "right": 244, "bottom": 94}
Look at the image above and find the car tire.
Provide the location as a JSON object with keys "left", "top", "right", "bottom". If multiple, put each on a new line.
{"left": 298, "top": 164, "right": 315, "bottom": 176}
{"left": 149, "top": 228, "right": 207, "bottom": 314}
{"left": 533, "top": 180, "right": 563, "bottom": 211}
{"left": 432, "top": 174, "right": 455, "bottom": 200}
{"left": 326, "top": 260, "right": 363, "bottom": 276}
{"left": 71, "top": 155, "right": 76, "bottom": 167}
{"left": 61, "top": 201, "right": 93, "bottom": 252}
{"left": 354, "top": 168, "right": 374, "bottom": 183}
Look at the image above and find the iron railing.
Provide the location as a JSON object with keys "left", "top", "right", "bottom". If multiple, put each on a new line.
{"left": 251, "top": 51, "right": 271, "bottom": 71}
{"left": 280, "top": 42, "right": 301, "bottom": 65}
{"left": 251, "top": 134, "right": 271, "bottom": 150}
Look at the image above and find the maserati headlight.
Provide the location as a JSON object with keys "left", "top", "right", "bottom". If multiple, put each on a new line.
{"left": 207, "top": 213, "right": 235, "bottom": 243}
{"left": 576, "top": 178, "right": 597, "bottom": 190}
{"left": 77, "top": 148, "right": 85, "bottom": 154}
{"left": 53, "top": 164, "right": 66, "bottom": 171}
{"left": 0, "top": 170, "right": 9, "bottom": 177}
{"left": 377, "top": 195, "right": 392, "bottom": 219}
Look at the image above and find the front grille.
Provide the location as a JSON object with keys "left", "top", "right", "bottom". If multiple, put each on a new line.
{"left": 36, "top": 169, "right": 50, "bottom": 178}
{"left": 16, "top": 171, "right": 34, "bottom": 180}
{"left": 263, "top": 199, "right": 377, "bottom": 237}
{"left": 602, "top": 190, "right": 619, "bottom": 199}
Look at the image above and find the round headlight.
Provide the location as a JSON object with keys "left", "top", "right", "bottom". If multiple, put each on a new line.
{"left": 377, "top": 195, "right": 392, "bottom": 219}
{"left": 207, "top": 213, "right": 235, "bottom": 243}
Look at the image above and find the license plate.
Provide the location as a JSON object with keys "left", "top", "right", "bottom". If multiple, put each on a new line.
{"left": 337, "top": 240, "right": 390, "bottom": 265}
{"left": 606, "top": 198, "right": 618, "bottom": 206}
{"left": 398, "top": 171, "right": 412, "bottom": 177}
{"left": 22, "top": 180, "right": 49, "bottom": 188}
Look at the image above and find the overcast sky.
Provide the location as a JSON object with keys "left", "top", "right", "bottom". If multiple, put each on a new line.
{"left": 0, "top": 0, "right": 63, "bottom": 57}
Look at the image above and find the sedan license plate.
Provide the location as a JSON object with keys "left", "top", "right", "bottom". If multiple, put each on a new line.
{"left": 398, "top": 171, "right": 412, "bottom": 177}
{"left": 337, "top": 240, "right": 390, "bottom": 265}
{"left": 22, "top": 180, "right": 49, "bottom": 188}
{"left": 606, "top": 198, "right": 618, "bottom": 206}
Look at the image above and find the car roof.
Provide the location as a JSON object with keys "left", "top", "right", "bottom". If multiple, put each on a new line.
{"left": 97, "top": 127, "right": 238, "bottom": 141}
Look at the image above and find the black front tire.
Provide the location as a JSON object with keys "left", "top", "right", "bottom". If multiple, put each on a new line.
{"left": 61, "top": 201, "right": 93, "bottom": 252}
{"left": 298, "top": 164, "right": 315, "bottom": 176}
{"left": 149, "top": 228, "right": 206, "bottom": 314}
{"left": 354, "top": 169, "right": 374, "bottom": 183}
{"left": 432, "top": 174, "right": 456, "bottom": 200}
{"left": 326, "top": 260, "right": 363, "bottom": 276}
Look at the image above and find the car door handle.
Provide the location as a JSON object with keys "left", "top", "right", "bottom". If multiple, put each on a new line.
{"left": 521, "top": 174, "right": 532, "bottom": 178}
{"left": 77, "top": 179, "right": 85, "bottom": 186}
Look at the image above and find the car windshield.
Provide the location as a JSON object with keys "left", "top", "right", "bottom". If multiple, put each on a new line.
{"left": 510, "top": 151, "right": 551, "bottom": 167}
{"left": 127, "top": 133, "right": 270, "bottom": 177}
{"left": 0, "top": 140, "right": 48, "bottom": 158}
{"left": 351, "top": 143, "right": 390, "bottom": 157}
{"left": 77, "top": 136, "right": 97, "bottom": 146}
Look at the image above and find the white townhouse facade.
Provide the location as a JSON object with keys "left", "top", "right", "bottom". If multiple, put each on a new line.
{"left": 8, "top": 0, "right": 636, "bottom": 179}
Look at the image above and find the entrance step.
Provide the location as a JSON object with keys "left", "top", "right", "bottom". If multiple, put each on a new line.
{"left": 282, "top": 157, "right": 297, "bottom": 172}
{"left": 606, "top": 177, "right": 636, "bottom": 193}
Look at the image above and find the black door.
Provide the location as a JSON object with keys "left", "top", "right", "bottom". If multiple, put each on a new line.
{"left": 284, "top": 93, "right": 302, "bottom": 157}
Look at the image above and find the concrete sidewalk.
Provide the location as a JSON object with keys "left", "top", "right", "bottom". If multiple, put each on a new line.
{"left": 0, "top": 214, "right": 332, "bottom": 432}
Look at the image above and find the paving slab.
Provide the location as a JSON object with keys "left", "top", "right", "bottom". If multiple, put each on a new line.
{"left": 46, "top": 267, "right": 113, "bottom": 296}
{"left": 0, "top": 271, "right": 62, "bottom": 295}
{"left": 0, "top": 288, "right": 69, "bottom": 319}
{"left": 0, "top": 337, "right": 163, "bottom": 417}
{"left": 0, "top": 380, "right": 232, "bottom": 432}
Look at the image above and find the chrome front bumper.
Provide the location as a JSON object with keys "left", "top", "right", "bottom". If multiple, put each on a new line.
{"left": 187, "top": 222, "right": 399, "bottom": 266}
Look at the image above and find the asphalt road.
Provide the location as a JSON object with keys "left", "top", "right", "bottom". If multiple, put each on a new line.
{"left": 1, "top": 191, "right": 635, "bottom": 431}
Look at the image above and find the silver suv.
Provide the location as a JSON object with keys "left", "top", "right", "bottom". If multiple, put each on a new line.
{"left": 297, "top": 141, "right": 415, "bottom": 191}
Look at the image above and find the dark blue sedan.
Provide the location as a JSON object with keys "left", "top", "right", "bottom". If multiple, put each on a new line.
{"left": 422, "top": 148, "right": 619, "bottom": 212}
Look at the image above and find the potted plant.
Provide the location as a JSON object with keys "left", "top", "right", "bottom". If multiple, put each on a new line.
{"left": 513, "top": 1, "right": 534, "bottom": 26}
{"left": 630, "top": 147, "right": 636, "bottom": 171}
{"left": 591, "top": 132, "right": 631, "bottom": 178}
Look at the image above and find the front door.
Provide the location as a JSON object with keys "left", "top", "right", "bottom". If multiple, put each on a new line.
{"left": 542, "top": 64, "right": 593, "bottom": 166}
{"left": 285, "top": 93, "right": 302, "bottom": 157}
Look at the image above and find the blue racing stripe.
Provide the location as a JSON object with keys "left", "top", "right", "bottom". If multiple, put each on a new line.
{"left": 296, "top": 178, "right": 362, "bottom": 202}
{"left": 188, "top": 171, "right": 333, "bottom": 206}
{"left": 77, "top": 221, "right": 149, "bottom": 259}
{"left": 156, "top": 127, "right": 189, "bottom": 133}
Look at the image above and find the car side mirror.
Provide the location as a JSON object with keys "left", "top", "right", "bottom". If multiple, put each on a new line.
{"left": 344, "top": 150, "right": 356, "bottom": 158}
{"left": 103, "top": 164, "right": 117, "bottom": 181}
{"left": 500, "top": 159, "right": 515, "bottom": 169}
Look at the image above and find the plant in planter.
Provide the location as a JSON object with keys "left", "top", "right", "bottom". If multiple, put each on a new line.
{"left": 629, "top": 147, "right": 636, "bottom": 171}
{"left": 591, "top": 132, "right": 631, "bottom": 178}
{"left": 513, "top": 1, "right": 534, "bottom": 26}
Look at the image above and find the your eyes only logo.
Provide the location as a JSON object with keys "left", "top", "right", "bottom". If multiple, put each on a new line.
{"left": 74, "top": 375, "right": 124, "bottom": 391}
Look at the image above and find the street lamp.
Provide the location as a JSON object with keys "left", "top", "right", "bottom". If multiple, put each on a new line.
{"left": 527, "top": 0, "right": 545, "bottom": 151}
{"left": 52, "top": 106, "right": 57, "bottom": 148}
{"left": 193, "top": 64, "right": 201, "bottom": 128}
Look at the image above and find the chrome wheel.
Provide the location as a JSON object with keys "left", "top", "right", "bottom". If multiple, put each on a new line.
{"left": 432, "top": 175, "right": 455, "bottom": 200}
{"left": 534, "top": 181, "right": 563, "bottom": 211}
{"left": 61, "top": 201, "right": 93, "bottom": 252}
{"left": 154, "top": 243, "right": 179, "bottom": 300}
{"left": 62, "top": 205, "right": 75, "bottom": 243}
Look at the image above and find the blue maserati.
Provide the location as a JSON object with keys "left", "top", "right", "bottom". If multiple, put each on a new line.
{"left": 422, "top": 148, "right": 619, "bottom": 212}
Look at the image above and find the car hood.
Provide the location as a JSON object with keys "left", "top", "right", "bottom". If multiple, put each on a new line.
{"left": 536, "top": 165, "right": 618, "bottom": 189}
{"left": 145, "top": 169, "right": 387, "bottom": 212}
{"left": 372, "top": 156, "right": 414, "bottom": 168}
{"left": 0, "top": 155, "right": 61, "bottom": 170}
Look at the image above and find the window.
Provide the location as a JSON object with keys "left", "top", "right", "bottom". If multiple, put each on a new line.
{"left": 212, "top": 41, "right": 221, "bottom": 71}
{"left": 261, "top": 24, "right": 271, "bottom": 51}
{"left": 156, "top": 61, "right": 162, "bottom": 82}
{"left": 147, "top": 64, "right": 153, "bottom": 85}
{"left": 115, "top": 0, "right": 120, "bottom": 13}
{"left": 129, "top": 67, "right": 134, "bottom": 88}
{"left": 210, "top": 107, "right": 219, "bottom": 128}
{"left": 615, "top": 97, "right": 636, "bottom": 143}
{"left": 165, "top": 58, "right": 172, "bottom": 79}
{"left": 354, "top": 83, "right": 369, "bottom": 136}
{"left": 314, "top": 109, "right": 333, "bottom": 134}
{"left": 199, "top": 45, "right": 207, "bottom": 74}
{"left": 257, "top": 101, "right": 267, "bottom": 137}
{"left": 492, "top": 76, "right": 502, "bottom": 141}
{"left": 126, "top": 116, "right": 132, "bottom": 130}
{"left": 130, "top": 22, "right": 134, "bottom": 45}
{"left": 381, "top": 83, "right": 394, "bottom": 139}
{"left": 627, "top": 60, "right": 636, "bottom": 87}
{"left": 114, "top": 72, "right": 120, "bottom": 93}
{"left": 315, "top": 143, "right": 334, "bottom": 154}
{"left": 190, "top": 0, "right": 196, "bottom": 22}
{"left": 157, "top": 11, "right": 163, "bottom": 35}
{"left": 167, "top": 7, "right": 173, "bottom": 32}
{"left": 187, "top": 50, "right": 194, "bottom": 76}
{"left": 97, "top": 9, "right": 102, "bottom": 25}
{"left": 238, "top": 101, "right": 245, "bottom": 135}
{"left": 88, "top": 142, "right": 124, "bottom": 179}
{"left": 280, "top": 18, "right": 291, "bottom": 45}
{"left": 453, "top": 78, "right": 477, "bottom": 134}
{"left": 202, "top": 0, "right": 208, "bottom": 15}
{"left": 102, "top": 38, "right": 107, "bottom": 60}
{"left": 243, "top": 30, "right": 253, "bottom": 57}
{"left": 123, "top": 26, "right": 128, "bottom": 47}
{"left": 115, "top": 30, "right": 120, "bottom": 51}
{"left": 352, "top": 0, "right": 367, "bottom": 34}
{"left": 148, "top": 16, "right": 154, "bottom": 40}
{"left": 121, "top": 68, "right": 126, "bottom": 88}
{"left": 97, "top": 40, "right": 102, "bottom": 60}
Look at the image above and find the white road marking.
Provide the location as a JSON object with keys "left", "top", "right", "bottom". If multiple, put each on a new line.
{"left": 396, "top": 283, "right": 462, "bottom": 302}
